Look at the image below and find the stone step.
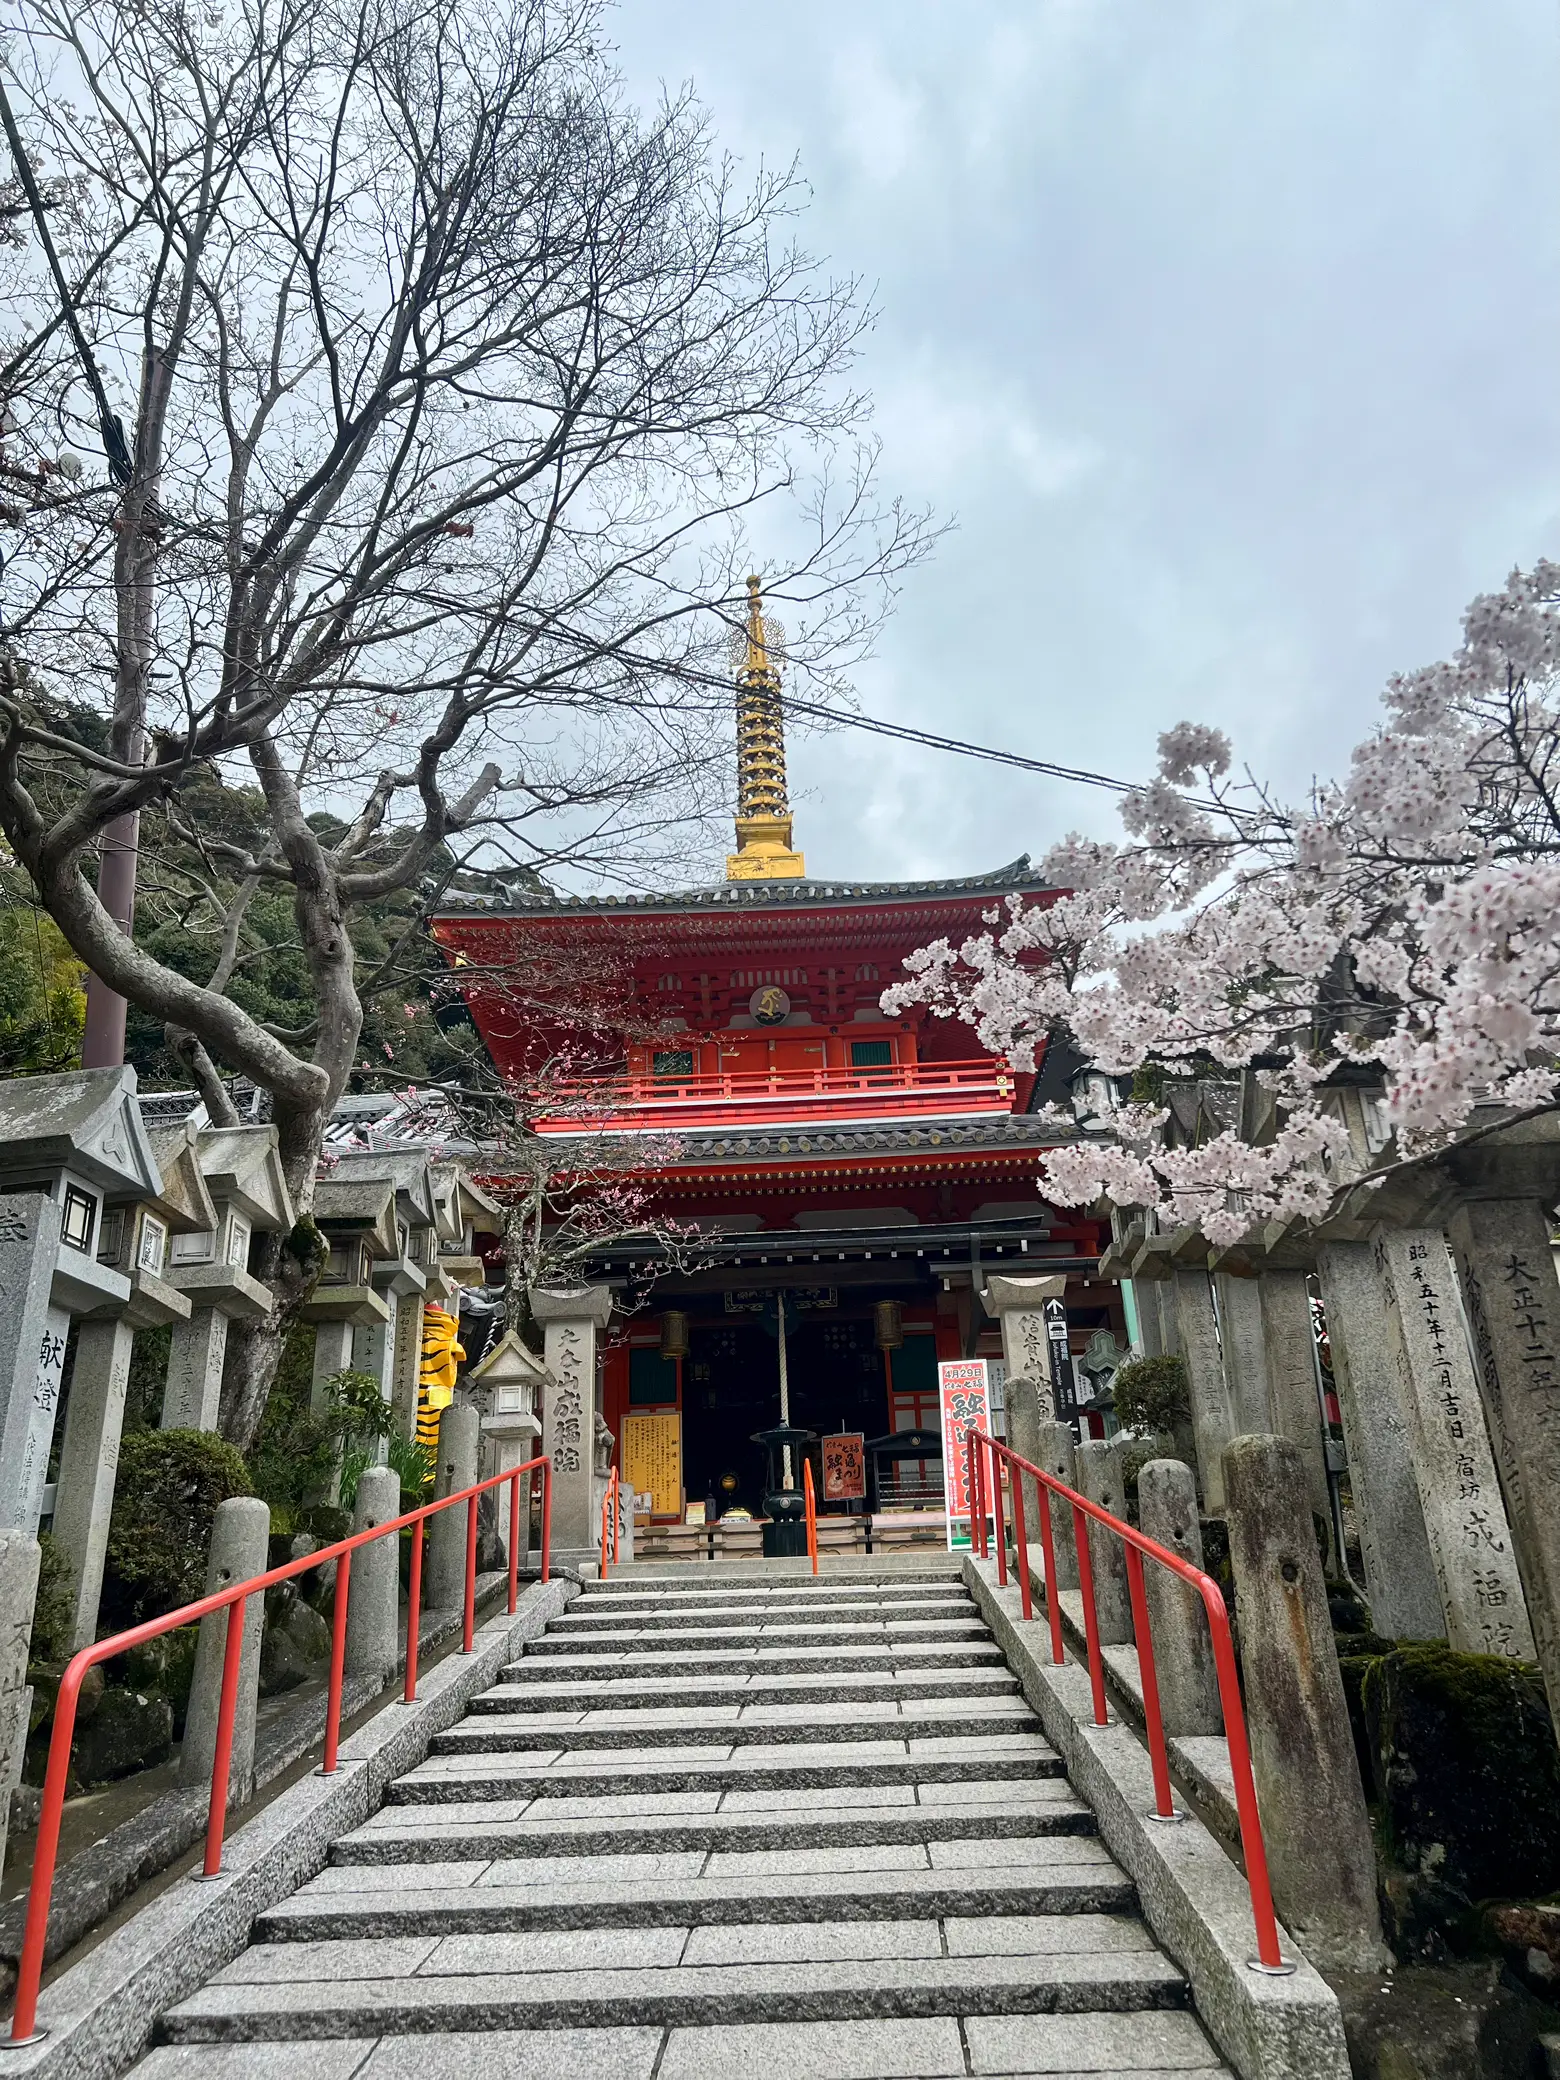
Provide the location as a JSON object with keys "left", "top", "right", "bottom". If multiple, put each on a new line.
{"left": 159, "top": 1943, "right": 1189, "bottom": 2041}
{"left": 502, "top": 1641, "right": 1006, "bottom": 1677}
{"left": 329, "top": 1785, "right": 1095, "bottom": 1864}
{"left": 442, "top": 1704, "right": 1043, "bottom": 1751}
{"left": 140, "top": 2009, "right": 1231, "bottom": 2078}
{"left": 580, "top": 1568, "right": 962, "bottom": 1592}
{"left": 256, "top": 1844, "right": 1137, "bottom": 1941}
{"left": 461, "top": 1665, "right": 1021, "bottom": 1713}
{"left": 577, "top": 1582, "right": 972, "bottom": 1611}
{"left": 389, "top": 1744, "right": 1065, "bottom": 1802}
{"left": 524, "top": 1619, "right": 991, "bottom": 1655}
{"left": 549, "top": 1596, "right": 977, "bottom": 1632}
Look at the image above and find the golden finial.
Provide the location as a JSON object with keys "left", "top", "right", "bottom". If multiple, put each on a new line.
{"left": 725, "top": 575, "right": 805, "bottom": 881}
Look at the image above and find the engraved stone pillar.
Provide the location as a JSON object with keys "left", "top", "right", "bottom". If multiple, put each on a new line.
{"left": 163, "top": 1308, "right": 229, "bottom": 1432}
{"left": 1316, "top": 1239, "right": 1444, "bottom": 1639}
{"left": 1258, "top": 1268, "right": 1332, "bottom": 1550}
{"left": 51, "top": 1317, "right": 135, "bottom": 1650}
{"left": 180, "top": 1496, "right": 271, "bottom": 1802}
{"left": 1171, "top": 1268, "right": 1233, "bottom": 1512}
{"left": 981, "top": 1274, "right": 1068, "bottom": 1423}
{"left": 426, "top": 1401, "right": 480, "bottom": 1611}
{"left": 0, "top": 1192, "right": 68, "bottom": 1534}
{"left": 1449, "top": 1197, "right": 1560, "bottom": 1726}
{"left": 1214, "top": 1270, "right": 1271, "bottom": 1436}
{"left": 532, "top": 1285, "right": 614, "bottom": 1563}
{"left": 1374, "top": 1226, "right": 1534, "bottom": 1662}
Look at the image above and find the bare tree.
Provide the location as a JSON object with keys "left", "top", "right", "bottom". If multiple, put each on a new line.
{"left": 0, "top": 0, "right": 923, "bottom": 1442}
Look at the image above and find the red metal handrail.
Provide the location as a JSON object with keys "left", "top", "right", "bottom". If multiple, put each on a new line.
{"left": 803, "top": 1458, "right": 818, "bottom": 1574}
{"left": 967, "top": 1427, "right": 1289, "bottom": 1975}
{"left": 7, "top": 1454, "right": 552, "bottom": 2045}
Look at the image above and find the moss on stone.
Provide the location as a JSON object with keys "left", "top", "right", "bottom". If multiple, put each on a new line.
{"left": 1361, "top": 1642, "right": 1560, "bottom": 1902}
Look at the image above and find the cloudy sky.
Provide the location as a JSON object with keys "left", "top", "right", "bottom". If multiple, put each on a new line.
{"left": 610, "top": 0, "right": 1560, "bottom": 884}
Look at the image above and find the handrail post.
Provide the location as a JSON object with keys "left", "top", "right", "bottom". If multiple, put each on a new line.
{"left": 319, "top": 1549, "right": 351, "bottom": 1773}
{"left": 404, "top": 1516, "right": 424, "bottom": 1704}
{"left": 463, "top": 1491, "right": 478, "bottom": 1651}
{"left": 990, "top": 1436, "right": 1008, "bottom": 1587}
{"left": 1005, "top": 1444, "right": 1033, "bottom": 1622}
{"left": 1124, "top": 1545, "right": 1178, "bottom": 1821}
{"left": 540, "top": 1460, "right": 552, "bottom": 1582}
{"left": 804, "top": 1457, "right": 818, "bottom": 1574}
{"left": 9, "top": 1657, "right": 89, "bottom": 2043}
{"left": 200, "top": 1594, "right": 248, "bottom": 1876}
{"left": 1035, "top": 1483, "right": 1066, "bottom": 1666}
{"left": 507, "top": 1468, "right": 521, "bottom": 1614}
{"left": 1071, "top": 1500, "right": 1110, "bottom": 1727}
{"left": 1204, "top": 1586, "right": 1291, "bottom": 1971}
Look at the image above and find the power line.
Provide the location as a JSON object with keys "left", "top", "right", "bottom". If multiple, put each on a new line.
{"left": 775, "top": 694, "right": 1134, "bottom": 793}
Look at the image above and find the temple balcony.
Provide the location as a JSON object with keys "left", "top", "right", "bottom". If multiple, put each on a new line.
{"left": 532, "top": 1057, "right": 1018, "bottom": 1134}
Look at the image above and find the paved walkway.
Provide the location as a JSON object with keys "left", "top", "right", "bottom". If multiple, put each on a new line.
{"left": 135, "top": 1563, "right": 1230, "bottom": 2078}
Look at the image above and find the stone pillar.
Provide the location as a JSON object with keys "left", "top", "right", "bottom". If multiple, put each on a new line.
{"left": 1374, "top": 1226, "right": 1534, "bottom": 1663}
{"left": 426, "top": 1401, "right": 480, "bottom": 1610}
{"left": 0, "top": 1530, "right": 40, "bottom": 1876}
{"left": 1072, "top": 1438, "right": 1133, "bottom": 1646}
{"left": 1004, "top": 1375, "right": 1047, "bottom": 1586}
{"left": 391, "top": 1292, "right": 423, "bottom": 1442}
{"left": 1258, "top": 1269, "right": 1331, "bottom": 1548}
{"left": 532, "top": 1285, "right": 614, "bottom": 1559}
{"left": 180, "top": 1496, "right": 270, "bottom": 1803}
{"left": 345, "top": 1465, "right": 401, "bottom": 1683}
{"left": 982, "top": 1273, "right": 1069, "bottom": 1421}
{"left": 1038, "top": 1418, "right": 1080, "bottom": 1590}
{"left": 356, "top": 1295, "right": 399, "bottom": 1467}
{"left": 1137, "top": 1460, "right": 1221, "bottom": 1736}
{"left": 0, "top": 1192, "right": 68, "bottom": 1535}
{"left": 1213, "top": 1270, "right": 1271, "bottom": 1436}
{"left": 51, "top": 1317, "right": 134, "bottom": 1650}
{"left": 1449, "top": 1198, "right": 1560, "bottom": 1726}
{"left": 310, "top": 1318, "right": 356, "bottom": 1411}
{"left": 163, "top": 1309, "right": 229, "bottom": 1432}
{"left": 1223, "top": 1435, "right": 1388, "bottom": 1972}
{"left": 1316, "top": 1240, "right": 1444, "bottom": 1639}
{"left": 1132, "top": 1280, "right": 1165, "bottom": 1360}
{"left": 1171, "top": 1268, "right": 1233, "bottom": 1512}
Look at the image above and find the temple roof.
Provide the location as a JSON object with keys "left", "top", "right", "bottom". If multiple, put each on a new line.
{"left": 435, "top": 856, "right": 1048, "bottom": 918}
{"left": 535, "top": 1112, "right": 1069, "bottom": 1164}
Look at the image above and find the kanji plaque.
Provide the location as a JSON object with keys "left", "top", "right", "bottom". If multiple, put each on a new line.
{"left": 821, "top": 1431, "right": 866, "bottom": 1502}
{"left": 622, "top": 1409, "right": 682, "bottom": 1518}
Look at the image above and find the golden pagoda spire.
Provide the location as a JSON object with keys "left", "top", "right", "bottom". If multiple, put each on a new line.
{"left": 726, "top": 575, "right": 806, "bottom": 880}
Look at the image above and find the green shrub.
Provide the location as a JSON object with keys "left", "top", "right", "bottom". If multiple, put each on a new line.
{"left": 27, "top": 1532, "right": 75, "bottom": 1665}
{"left": 1111, "top": 1353, "right": 1191, "bottom": 1435}
{"left": 100, "top": 1428, "right": 254, "bottom": 1628}
{"left": 246, "top": 1329, "right": 391, "bottom": 1531}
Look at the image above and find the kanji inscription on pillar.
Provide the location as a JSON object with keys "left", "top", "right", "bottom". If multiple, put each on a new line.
{"left": 1376, "top": 1228, "right": 1534, "bottom": 1660}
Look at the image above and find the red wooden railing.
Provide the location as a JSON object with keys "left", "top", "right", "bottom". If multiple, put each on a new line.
{"left": 964, "top": 1425, "right": 1291, "bottom": 1975}
{"left": 533, "top": 1058, "right": 1014, "bottom": 1132}
{"left": 7, "top": 1455, "right": 552, "bottom": 2046}
{"left": 803, "top": 1458, "right": 818, "bottom": 1575}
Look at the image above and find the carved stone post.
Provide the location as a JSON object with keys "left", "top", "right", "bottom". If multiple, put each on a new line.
{"left": 1171, "top": 1267, "right": 1233, "bottom": 1512}
{"left": 1316, "top": 1239, "right": 1444, "bottom": 1638}
{"left": 532, "top": 1285, "right": 614, "bottom": 1564}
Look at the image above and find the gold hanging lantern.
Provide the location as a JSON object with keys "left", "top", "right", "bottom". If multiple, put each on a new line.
{"left": 874, "top": 1300, "right": 903, "bottom": 1351}
{"left": 660, "top": 1309, "right": 690, "bottom": 1360}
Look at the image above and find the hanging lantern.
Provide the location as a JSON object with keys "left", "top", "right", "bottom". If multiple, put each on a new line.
{"left": 660, "top": 1309, "right": 690, "bottom": 1359}
{"left": 874, "top": 1299, "right": 903, "bottom": 1351}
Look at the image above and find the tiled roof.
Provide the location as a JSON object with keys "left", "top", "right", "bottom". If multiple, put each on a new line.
{"left": 536, "top": 1113, "right": 1071, "bottom": 1163}
{"left": 434, "top": 857, "right": 1049, "bottom": 917}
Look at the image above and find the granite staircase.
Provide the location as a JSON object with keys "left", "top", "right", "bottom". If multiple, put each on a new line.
{"left": 139, "top": 1565, "right": 1232, "bottom": 2078}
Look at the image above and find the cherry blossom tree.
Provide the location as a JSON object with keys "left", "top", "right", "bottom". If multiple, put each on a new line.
{"left": 886, "top": 560, "right": 1560, "bottom": 1244}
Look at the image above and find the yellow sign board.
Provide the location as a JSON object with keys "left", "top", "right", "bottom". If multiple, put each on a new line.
{"left": 622, "top": 1410, "right": 682, "bottom": 1518}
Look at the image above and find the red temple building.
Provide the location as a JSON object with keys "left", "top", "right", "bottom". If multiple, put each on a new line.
{"left": 432, "top": 582, "right": 1120, "bottom": 1539}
